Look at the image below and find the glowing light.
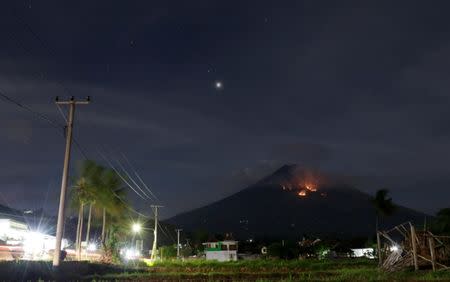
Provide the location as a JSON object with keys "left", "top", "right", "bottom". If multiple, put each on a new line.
{"left": 123, "top": 248, "right": 140, "bottom": 260}
{"left": 390, "top": 245, "right": 400, "bottom": 252}
{"left": 305, "top": 184, "right": 317, "bottom": 192}
{"left": 298, "top": 190, "right": 307, "bottom": 197}
{"left": 23, "top": 232, "right": 45, "bottom": 256}
{"left": 87, "top": 243, "right": 97, "bottom": 251}
{"left": 215, "top": 81, "right": 223, "bottom": 89}
{"left": 132, "top": 223, "right": 142, "bottom": 233}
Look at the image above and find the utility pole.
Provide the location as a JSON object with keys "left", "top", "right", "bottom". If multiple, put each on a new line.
{"left": 176, "top": 229, "right": 183, "bottom": 258}
{"left": 53, "top": 96, "right": 90, "bottom": 267}
{"left": 150, "top": 205, "right": 163, "bottom": 261}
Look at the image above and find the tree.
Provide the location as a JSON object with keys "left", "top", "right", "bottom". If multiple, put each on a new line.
{"left": 371, "top": 189, "right": 396, "bottom": 230}
{"left": 190, "top": 229, "right": 209, "bottom": 253}
{"left": 70, "top": 160, "right": 101, "bottom": 259}
{"left": 160, "top": 244, "right": 177, "bottom": 259}
{"left": 96, "top": 169, "right": 129, "bottom": 263}
{"left": 180, "top": 245, "right": 193, "bottom": 257}
{"left": 432, "top": 208, "right": 450, "bottom": 235}
{"left": 97, "top": 169, "right": 127, "bottom": 245}
{"left": 267, "top": 241, "right": 299, "bottom": 259}
{"left": 371, "top": 189, "right": 396, "bottom": 265}
{"left": 82, "top": 162, "right": 104, "bottom": 255}
{"left": 70, "top": 160, "right": 129, "bottom": 261}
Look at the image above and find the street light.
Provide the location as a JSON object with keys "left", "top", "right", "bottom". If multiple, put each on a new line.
{"left": 132, "top": 223, "right": 142, "bottom": 233}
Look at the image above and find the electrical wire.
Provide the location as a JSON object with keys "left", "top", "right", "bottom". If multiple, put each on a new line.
{"left": 113, "top": 157, "right": 153, "bottom": 201}
{"left": 122, "top": 153, "right": 160, "bottom": 201}
{"left": 0, "top": 90, "right": 63, "bottom": 129}
{"left": 98, "top": 149, "right": 147, "bottom": 201}
{"left": 55, "top": 103, "right": 68, "bottom": 123}
{"left": 3, "top": 6, "right": 166, "bottom": 223}
{"left": 0, "top": 90, "right": 89, "bottom": 160}
{"left": 112, "top": 189, "right": 150, "bottom": 219}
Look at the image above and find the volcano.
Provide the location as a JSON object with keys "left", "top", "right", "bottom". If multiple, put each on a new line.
{"left": 167, "top": 165, "right": 427, "bottom": 239}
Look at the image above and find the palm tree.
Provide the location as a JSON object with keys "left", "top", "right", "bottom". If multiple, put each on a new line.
{"left": 371, "top": 189, "right": 396, "bottom": 265}
{"left": 71, "top": 160, "right": 103, "bottom": 259}
{"left": 71, "top": 160, "right": 130, "bottom": 261}
{"left": 97, "top": 169, "right": 126, "bottom": 244}
{"left": 371, "top": 189, "right": 396, "bottom": 228}
{"left": 71, "top": 177, "right": 91, "bottom": 259}
{"left": 83, "top": 163, "right": 104, "bottom": 255}
{"left": 91, "top": 168, "right": 129, "bottom": 263}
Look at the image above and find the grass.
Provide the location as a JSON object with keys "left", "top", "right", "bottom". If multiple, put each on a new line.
{"left": 0, "top": 259, "right": 449, "bottom": 281}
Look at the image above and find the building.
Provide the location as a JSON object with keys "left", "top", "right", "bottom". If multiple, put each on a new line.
{"left": 351, "top": 248, "right": 375, "bottom": 259}
{"left": 203, "top": 240, "right": 238, "bottom": 261}
{"left": 0, "top": 217, "right": 68, "bottom": 260}
{"left": 0, "top": 219, "right": 28, "bottom": 244}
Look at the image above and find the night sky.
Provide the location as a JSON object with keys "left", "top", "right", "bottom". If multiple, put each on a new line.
{"left": 1, "top": 1, "right": 449, "bottom": 219}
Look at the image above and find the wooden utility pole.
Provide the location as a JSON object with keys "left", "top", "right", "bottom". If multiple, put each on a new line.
{"left": 150, "top": 205, "right": 163, "bottom": 261}
{"left": 53, "top": 96, "right": 90, "bottom": 267}
{"left": 410, "top": 224, "right": 419, "bottom": 271}
{"left": 377, "top": 231, "right": 382, "bottom": 266}
{"left": 176, "top": 229, "right": 183, "bottom": 258}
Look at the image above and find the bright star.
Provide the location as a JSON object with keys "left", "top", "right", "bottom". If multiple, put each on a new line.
{"left": 215, "top": 81, "right": 223, "bottom": 89}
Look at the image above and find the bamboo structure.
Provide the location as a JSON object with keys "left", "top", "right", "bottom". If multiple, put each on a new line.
{"left": 378, "top": 222, "right": 450, "bottom": 272}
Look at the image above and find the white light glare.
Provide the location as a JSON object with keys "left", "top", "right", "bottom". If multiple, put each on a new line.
{"left": 125, "top": 248, "right": 137, "bottom": 260}
{"left": 390, "top": 245, "right": 399, "bottom": 252}
{"left": 87, "top": 243, "right": 97, "bottom": 251}
{"left": 132, "top": 223, "right": 142, "bottom": 233}
{"left": 23, "top": 232, "right": 45, "bottom": 255}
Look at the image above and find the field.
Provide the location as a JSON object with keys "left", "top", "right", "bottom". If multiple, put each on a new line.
{"left": 0, "top": 259, "right": 449, "bottom": 281}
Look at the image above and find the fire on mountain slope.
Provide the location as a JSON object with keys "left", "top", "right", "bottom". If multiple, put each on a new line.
{"left": 279, "top": 168, "right": 324, "bottom": 198}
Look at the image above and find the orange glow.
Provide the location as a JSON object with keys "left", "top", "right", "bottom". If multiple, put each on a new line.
{"left": 305, "top": 184, "right": 317, "bottom": 192}
{"left": 280, "top": 169, "right": 324, "bottom": 197}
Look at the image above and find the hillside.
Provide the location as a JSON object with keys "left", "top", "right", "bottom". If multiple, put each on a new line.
{"left": 168, "top": 165, "right": 427, "bottom": 239}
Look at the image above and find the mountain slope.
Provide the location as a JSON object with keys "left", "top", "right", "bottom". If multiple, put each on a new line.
{"left": 168, "top": 165, "right": 427, "bottom": 239}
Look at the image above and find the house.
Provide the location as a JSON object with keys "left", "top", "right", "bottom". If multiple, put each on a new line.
{"left": 203, "top": 240, "right": 238, "bottom": 261}
{"left": 351, "top": 248, "right": 375, "bottom": 259}
{"left": 0, "top": 218, "right": 28, "bottom": 244}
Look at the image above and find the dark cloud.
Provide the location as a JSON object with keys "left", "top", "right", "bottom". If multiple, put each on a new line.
{"left": 1, "top": 1, "right": 450, "bottom": 217}
{"left": 268, "top": 143, "right": 332, "bottom": 165}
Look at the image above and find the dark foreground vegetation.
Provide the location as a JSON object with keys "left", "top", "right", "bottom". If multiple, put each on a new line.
{"left": 1, "top": 259, "right": 450, "bottom": 281}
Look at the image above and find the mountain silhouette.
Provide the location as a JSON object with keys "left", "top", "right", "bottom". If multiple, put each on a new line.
{"left": 168, "top": 165, "right": 427, "bottom": 239}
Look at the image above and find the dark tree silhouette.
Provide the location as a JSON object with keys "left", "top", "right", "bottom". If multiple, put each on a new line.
{"left": 371, "top": 189, "right": 396, "bottom": 230}
{"left": 371, "top": 189, "right": 396, "bottom": 265}
{"left": 432, "top": 208, "right": 450, "bottom": 235}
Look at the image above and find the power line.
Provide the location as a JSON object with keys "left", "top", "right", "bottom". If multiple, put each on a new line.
{"left": 0, "top": 90, "right": 63, "bottom": 129}
{"left": 98, "top": 149, "right": 148, "bottom": 201}
{"left": 55, "top": 103, "right": 68, "bottom": 123}
{"left": 122, "top": 153, "right": 160, "bottom": 201}
{"left": 0, "top": 91, "right": 89, "bottom": 159}
{"left": 5, "top": 7, "right": 165, "bottom": 227}
{"left": 0, "top": 90, "right": 156, "bottom": 211}
{"left": 111, "top": 189, "right": 150, "bottom": 219}
{"left": 113, "top": 157, "right": 153, "bottom": 201}
{"left": 159, "top": 221, "right": 176, "bottom": 244}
